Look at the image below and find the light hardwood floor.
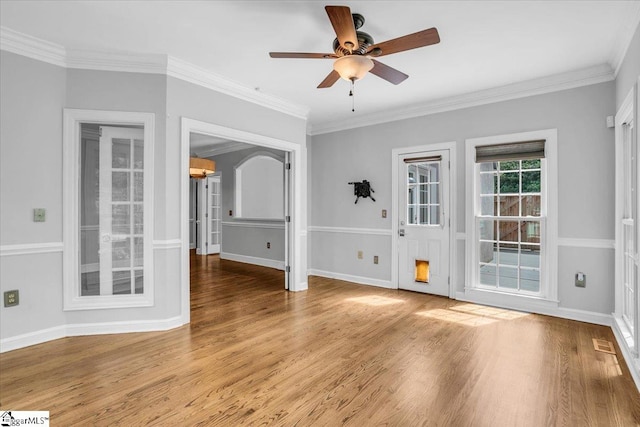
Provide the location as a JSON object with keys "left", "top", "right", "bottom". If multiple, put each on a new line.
{"left": 1, "top": 254, "right": 639, "bottom": 426}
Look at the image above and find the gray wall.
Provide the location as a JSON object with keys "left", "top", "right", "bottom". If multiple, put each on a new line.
{"left": 616, "top": 24, "right": 640, "bottom": 110}
{"left": 0, "top": 50, "right": 307, "bottom": 344}
{"left": 64, "top": 68, "right": 173, "bottom": 324}
{"left": 211, "top": 146, "right": 286, "bottom": 265}
{"left": 0, "top": 51, "right": 67, "bottom": 338}
{"left": 1, "top": 52, "right": 66, "bottom": 245}
{"left": 309, "top": 81, "right": 617, "bottom": 314}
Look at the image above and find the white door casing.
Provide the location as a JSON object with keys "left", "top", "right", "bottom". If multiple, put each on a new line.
{"left": 180, "top": 118, "right": 307, "bottom": 324}
{"left": 284, "top": 151, "right": 291, "bottom": 290}
{"left": 397, "top": 149, "right": 451, "bottom": 296}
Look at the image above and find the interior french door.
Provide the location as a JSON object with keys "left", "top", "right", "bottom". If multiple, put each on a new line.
{"left": 197, "top": 175, "right": 221, "bottom": 255}
{"left": 397, "top": 150, "right": 450, "bottom": 296}
{"left": 99, "top": 126, "right": 145, "bottom": 295}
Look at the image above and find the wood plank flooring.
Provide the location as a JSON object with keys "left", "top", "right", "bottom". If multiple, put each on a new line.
{"left": 1, "top": 253, "right": 640, "bottom": 426}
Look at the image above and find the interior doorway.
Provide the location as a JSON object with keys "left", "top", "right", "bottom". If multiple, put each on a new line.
{"left": 180, "top": 118, "right": 305, "bottom": 324}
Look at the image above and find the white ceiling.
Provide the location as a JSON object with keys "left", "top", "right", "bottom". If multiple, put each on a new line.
{"left": 190, "top": 132, "right": 253, "bottom": 157}
{"left": 2, "top": 0, "right": 639, "bottom": 134}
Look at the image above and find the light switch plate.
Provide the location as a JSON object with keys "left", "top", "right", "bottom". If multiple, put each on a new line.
{"left": 33, "top": 208, "right": 46, "bottom": 222}
{"left": 575, "top": 272, "right": 586, "bottom": 287}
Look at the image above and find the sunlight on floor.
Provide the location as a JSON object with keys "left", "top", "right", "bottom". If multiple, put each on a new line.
{"left": 450, "top": 303, "right": 530, "bottom": 320}
{"left": 607, "top": 355, "right": 624, "bottom": 377}
{"left": 415, "top": 303, "right": 530, "bottom": 327}
{"left": 345, "top": 295, "right": 406, "bottom": 306}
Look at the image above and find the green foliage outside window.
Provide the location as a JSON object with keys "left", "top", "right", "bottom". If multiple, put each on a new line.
{"left": 495, "top": 160, "right": 541, "bottom": 194}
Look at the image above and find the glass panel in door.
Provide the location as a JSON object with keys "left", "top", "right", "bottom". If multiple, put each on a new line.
{"left": 79, "top": 125, "right": 144, "bottom": 296}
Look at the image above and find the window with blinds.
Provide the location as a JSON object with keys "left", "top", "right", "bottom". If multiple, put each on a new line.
{"left": 475, "top": 140, "right": 546, "bottom": 294}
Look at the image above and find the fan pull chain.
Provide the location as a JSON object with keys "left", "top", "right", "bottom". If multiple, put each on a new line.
{"left": 349, "top": 79, "right": 355, "bottom": 112}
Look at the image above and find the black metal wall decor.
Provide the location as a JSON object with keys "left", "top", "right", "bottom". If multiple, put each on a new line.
{"left": 348, "top": 180, "right": 376, "bottom": 204}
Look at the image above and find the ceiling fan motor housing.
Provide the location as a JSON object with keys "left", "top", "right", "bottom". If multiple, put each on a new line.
{"left": 331, "top": 12, "right": 373, "bottom": 56}
{"left": 333, "top": 31, "right": 374, "bottom": 56}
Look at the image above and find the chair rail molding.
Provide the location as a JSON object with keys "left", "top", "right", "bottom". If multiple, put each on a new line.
{"left": 0, "top": 242, "right": 64, "bottom": 257}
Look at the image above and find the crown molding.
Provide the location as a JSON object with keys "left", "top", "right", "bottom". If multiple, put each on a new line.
{"left": 0, "top": 27, "right": 66, "bottom": 67}
{"left": 610, "top": 3, "right": 640, "bottom": 77}
{"left": 308, "top": 63, "right": 615, "bottom": 135}
{"left": 66, "top": 49, "right": 168, "bottom": 74}
{"left": 0, "top": 26, "right": 309, "bottom": 121}
{"left": 166, "top": 56, "right": 309, "bottom": 120}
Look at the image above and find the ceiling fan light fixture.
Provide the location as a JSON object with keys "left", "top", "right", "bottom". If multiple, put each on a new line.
{"left": 189, "top": 157, "right": 215, "bottom": 179}
{"left": 333, "top": 55, "right": 374, "bottom": 82}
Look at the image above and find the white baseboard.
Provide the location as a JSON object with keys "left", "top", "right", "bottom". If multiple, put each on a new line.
{"left": 308, "top": 269, "right": 393, "bottom": 289}
{"left": 552, "top": 306, "right": 613, "bottom": 326}
{"left": 220, "top": 252, "right": 285, "bottom": 271}
{"left": 455, "top": 290, "right": 612, "bottom": 326}
{"left": 65, "top": 316, "right": 184, "bottom": 337}
{"left": 0, "top": 316, "right": 185, "bottom": 353}
{"left": 291, "top": 281, "right": 308, "bottom": 292}
{"left": 0, "top": 325, "right": 67, "bottom": 353}
{"left": 612, "top": 316, "right": 640, "bottom": 392}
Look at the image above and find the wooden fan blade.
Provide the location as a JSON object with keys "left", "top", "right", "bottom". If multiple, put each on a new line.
{"left": 325, "top": 6, "right": 358, "bottom": 52}
{"left": 270, "top": 52, "right": 337, "bottom": 59}
{"left": 317, "top": 70, "right": 341, "bottom": 88}
{"left": 367, "top": 28, "right": 440, "bottom": 57}
{"left": 369, "top": 59, "right": 409, "bottom": 85}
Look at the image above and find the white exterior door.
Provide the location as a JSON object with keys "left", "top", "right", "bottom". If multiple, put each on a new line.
{"left": 397, "top": 150, "right": 450, "bottom": 296}
{"left": 197, "top": 175, "right": 221, "bottom": 255}
{"left": 98, "top": 126, "right": 145, "bottom": 295}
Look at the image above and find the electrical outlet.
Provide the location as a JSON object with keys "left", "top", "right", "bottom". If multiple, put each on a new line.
{"left": 575, "top": 272, "right": 586, "bottom": 287}
{"left": 373, "top": 255, "right": 379, "bottom": 264}
{"left": 229, "top": 210, "right": 233, "bottom": 216}
{"left": 382, "top": 209, "right": 387, "bottom": 218}
{"left": 33, "top": 208, "right": 46, "bottom": 222}
{"left": 4, "top": 290, "right": 19, "bottom": 307}
{"left": 357, "top": 250, "right": 363, "bottom": 259}
{"left": 267, "top": 242, "right": 271, "bottom": 249}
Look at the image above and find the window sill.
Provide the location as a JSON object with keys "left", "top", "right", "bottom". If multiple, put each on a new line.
{"left": 64, "top": 294, "right": 154, "bottom": 311}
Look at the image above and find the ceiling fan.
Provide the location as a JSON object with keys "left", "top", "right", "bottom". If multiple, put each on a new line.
{"left": 269, "top": 5, "right": 440, "bottom": 89}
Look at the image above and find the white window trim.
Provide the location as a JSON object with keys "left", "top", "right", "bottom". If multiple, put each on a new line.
{"left": 615, "top": 87, "right": 637, "bottom": 354}
{"left": 63, "top": 109, "right": 155, "bottom": 310}
{"left": 465, "top": 129, "right": 558, "bottom": 307}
